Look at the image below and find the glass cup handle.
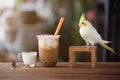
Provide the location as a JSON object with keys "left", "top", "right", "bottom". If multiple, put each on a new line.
{"left": 18, "top": 52, "right": 22, "bottom": 61}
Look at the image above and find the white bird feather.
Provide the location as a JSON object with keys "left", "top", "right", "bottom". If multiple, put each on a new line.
{"left": 79, "top": 13, "right": 115, "bottom": 53}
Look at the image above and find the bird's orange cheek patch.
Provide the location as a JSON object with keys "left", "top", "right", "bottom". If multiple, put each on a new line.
{"left": 82, "top": 23, "right": 87, "bottom": 27}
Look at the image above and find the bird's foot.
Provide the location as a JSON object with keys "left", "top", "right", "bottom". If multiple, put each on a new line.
{"left": 82, "top": 45, "right": 89, "bottom": 47}
{"left": 88, "top": 45, "right": 96, "bottom": 48}
{"left": 83, "top": 45, "right": 96, "bottom": 51}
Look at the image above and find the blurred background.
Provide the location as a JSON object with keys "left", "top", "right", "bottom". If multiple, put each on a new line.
{"left": 0, "top": 0, "right": 119, "bottom": 62}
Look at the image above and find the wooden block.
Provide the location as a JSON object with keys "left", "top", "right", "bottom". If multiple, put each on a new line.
{"left": 69, "top": 46, "right": 97, "bottom": 67}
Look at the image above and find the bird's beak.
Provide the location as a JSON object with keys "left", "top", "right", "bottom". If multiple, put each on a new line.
{"left": 79, "top": 23, "right": 81, "bottom": 27}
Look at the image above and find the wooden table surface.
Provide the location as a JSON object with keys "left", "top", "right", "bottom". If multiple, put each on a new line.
{"left": 0, "top": 62, "right": 120, "bottom": 80}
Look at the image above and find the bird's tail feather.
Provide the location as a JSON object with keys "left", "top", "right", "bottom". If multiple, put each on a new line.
{"left": 98, "top": 42, "right": 115, "bottom": 54}
{"left": 101, "top": 40, "right": 111, "bottom": 44}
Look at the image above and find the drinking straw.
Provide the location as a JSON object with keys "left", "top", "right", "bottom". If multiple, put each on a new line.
{"left": 54, "top": 17, "right": 64, "bottom": 35}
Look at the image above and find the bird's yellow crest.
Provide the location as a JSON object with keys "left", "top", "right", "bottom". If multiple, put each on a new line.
{"left": 79, "top": 13, "right": 85, "bottom": 23}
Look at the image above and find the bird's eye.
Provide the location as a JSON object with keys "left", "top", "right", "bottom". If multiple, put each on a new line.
{"left": 82, "top": 22, "right": 84, "bottom": 24}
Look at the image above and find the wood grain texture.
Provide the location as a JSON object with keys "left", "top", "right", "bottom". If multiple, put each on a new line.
{"left": 0, "top": 62, "right": 120, "bottom": 80}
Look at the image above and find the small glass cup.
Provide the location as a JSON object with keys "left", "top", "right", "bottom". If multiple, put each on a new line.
{"left": 21, "top": 52, "right": 37, "bottom": 67}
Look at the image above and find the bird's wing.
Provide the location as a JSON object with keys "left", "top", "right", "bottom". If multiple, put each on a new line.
{"left": 88, "top": 22, "right": 105, "bottom": 43}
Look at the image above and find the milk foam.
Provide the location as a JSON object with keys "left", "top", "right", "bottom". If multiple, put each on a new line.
{"left": 37, "top": 35, "right": 60, "bottom": 49}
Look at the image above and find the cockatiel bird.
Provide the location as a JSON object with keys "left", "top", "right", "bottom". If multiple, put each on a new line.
{"left": 79, "top": 13, "right": 115, "bottom": 53}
